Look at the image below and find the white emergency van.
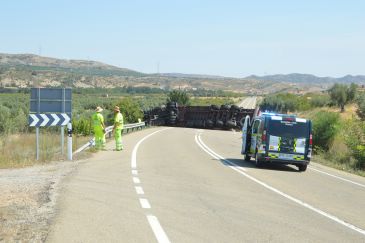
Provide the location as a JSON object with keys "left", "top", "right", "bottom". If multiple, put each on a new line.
{"left": 241, "top": 112, "right": 312, "bottom": 172}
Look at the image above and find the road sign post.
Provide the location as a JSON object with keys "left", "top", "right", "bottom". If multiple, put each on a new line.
{"left": 67, "top": 123, "right": 72, "bottom": 161}
{"left": 29, "top": 88, "right": 72, "bottom": 160}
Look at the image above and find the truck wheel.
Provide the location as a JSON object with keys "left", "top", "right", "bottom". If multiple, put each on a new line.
{"left": 298, "top": 164, "right": 307, "bottom": 172}
{"left": 244, "top": 154, "right": 251, "bottom": 162}
{"left": 230, "top": 105, "right": 239, "bottom": 111}
{"left": 216, "top": 120, "right": 224, "bottom": 128}
{"left": 221, "top": 105, "right": 230, "bottom": 110}
{"left": 205, "top": 119, "right": 213, "bottom": 128}
{"left": 255, "top": 153, "right": 262, "bottom": 168}
{"left": 226, "top": 120, "right": 236, "bottom": 128}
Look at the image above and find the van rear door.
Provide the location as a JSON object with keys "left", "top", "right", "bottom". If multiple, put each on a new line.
{"left": 267, "top": 117, "right": 310, "bottom": 157}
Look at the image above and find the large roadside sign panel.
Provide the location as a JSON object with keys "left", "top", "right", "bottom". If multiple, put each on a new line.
{"left": 29, "top": 88, "right": 72, "bottom": 127}
{"left": 28, "top": 88, "right": 73, "bottom": 160}
{"left": 30, "top": 88, "right": 72, "bottom": 117}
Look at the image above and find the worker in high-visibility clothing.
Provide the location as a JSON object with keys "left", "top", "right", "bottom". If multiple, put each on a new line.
{"left": 92, "top": 106, "right": 106, "bottom": 150}
{"left": 112, "top": 106, "right": 124, "bottom": 151}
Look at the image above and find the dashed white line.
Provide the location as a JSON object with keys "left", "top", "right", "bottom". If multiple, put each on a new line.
{"left": 131, "top": 128, "right": 172, "bottom": 243}
{"left": 135, "top": 186, "right": 145, "bottom": 195}
{"left": 309, "top": 166, "right": 365, "bottom": 189}
{"left": 195, "top": 133, "right": 365, "bottom": 237}
{"left": 133, "top": 177, "right": 141, "bottom": 184}
{"left": 139, "top": 198, "right": 151, "bottom": 209}
{"left": 147, "top": 215, "right": 171, "bottom": 243}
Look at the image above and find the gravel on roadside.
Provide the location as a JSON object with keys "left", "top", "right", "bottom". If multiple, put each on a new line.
{"left": 0, "top": 161, "right": 79, "bottom": 242}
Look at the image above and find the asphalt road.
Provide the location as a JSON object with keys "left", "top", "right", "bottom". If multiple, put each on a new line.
{"left": 238, "top": 96, "right": 257, "bottom": 109}
{"left": 47, "top": 126, "right": 365, "bottom": 243}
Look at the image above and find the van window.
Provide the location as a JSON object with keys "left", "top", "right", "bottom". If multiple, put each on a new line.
{"left": 268, "top": 120, "right": 309, "bottom": 138}
{"left": 252, "top": 120, "right": 260, "bottom": 134}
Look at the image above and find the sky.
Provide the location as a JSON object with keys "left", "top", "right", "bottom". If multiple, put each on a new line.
{"left": 0, "top": 0, "right": 364, "bottom": 77}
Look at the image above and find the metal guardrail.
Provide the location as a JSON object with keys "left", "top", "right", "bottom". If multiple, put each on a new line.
{"left": 74, "top": 122, "right": 146, "bottom": 154}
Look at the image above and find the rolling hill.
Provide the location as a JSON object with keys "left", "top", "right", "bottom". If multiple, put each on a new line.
{"left": 0, "top": 53, "right": 363, "bottom": 94}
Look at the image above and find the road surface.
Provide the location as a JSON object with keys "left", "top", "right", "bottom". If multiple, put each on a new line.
{"left": 238, "top": 96, "right": 257, "bottom": 109}
{"left": 47, "top": 127, "right": 365, "bottom": 243}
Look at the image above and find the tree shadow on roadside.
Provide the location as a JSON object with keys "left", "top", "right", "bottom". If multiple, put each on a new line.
{"left": 221, "top": 158, "right": 299, "bottom": 173}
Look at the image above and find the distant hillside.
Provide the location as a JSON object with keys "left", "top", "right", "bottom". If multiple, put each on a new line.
{"left": 0, "top": 53, "right": 363, "bottom": 94}
{"left": 160, "top": 73, "right": 228, "bottom": 80}
{"left": 245, "top": 73, "right": 365, "bottom": 84}
{"left": 0, "top": 53, "right": 144, "bottom": 77}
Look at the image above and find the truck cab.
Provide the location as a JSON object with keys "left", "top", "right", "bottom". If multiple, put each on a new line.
{"left": 241, "top": 112, "right": 312, "bottom": 172}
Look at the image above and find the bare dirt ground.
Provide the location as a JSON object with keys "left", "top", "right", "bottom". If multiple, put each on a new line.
{"left": 0, "top": 161, "right": 79, "bottom": 242}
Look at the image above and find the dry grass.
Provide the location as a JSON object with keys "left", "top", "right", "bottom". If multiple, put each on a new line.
{"left": 0, "top": 132, "right": 91, "bottom": 168}
{"left": 314, "top": 154, "right": 365, "bottom": 177}
{"left": 297, "top": 103, "right": 359, "bottom": 120}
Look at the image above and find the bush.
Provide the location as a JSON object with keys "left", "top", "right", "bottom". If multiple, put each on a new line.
{"left": 260, "top": 93, "right": 316, "bottom": 113}
{"left": 343, "top": 119, "right": 365, "bottom": 169}
{"left": 356, "top": 93, "right": 365, "bottom": 120}
{"left": 312, "top": 111, "right": 340, "bottom": 151}
{"left": 115, "top": 97, "right": 143, "bottom": 124}
{"left": 309, "top": 94, "right": 331, "bottom": 108}
{"left": 167, "top": 90, "right": 190, "bottom": 105}
{"left": 0, "top": 105, "right": 12, "bottom": 134}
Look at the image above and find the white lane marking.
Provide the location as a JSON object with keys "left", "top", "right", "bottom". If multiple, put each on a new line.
{"left": 131, "top": 128, "right": 172, "bottom": 169}
{"left": 309, "top": 166, "right": 365, "bottom": 189}
{"left": 139, "top": 198, "right": 151, "bottom": 209}
{"left": 133, "top": 177, "right": 141, "bottom": 184}
{"left": 135, "top": 186, "right": 145, "bottom": 195}
{"left": 195, "top": 134, "right": 246, "bottom": 171}
{"left": 131, "top": 128, "right": 172, "bottom": 243}
{"left": 195, "top": 133, "right": 365, "bottom": 236}
{"left": 147, "top": 215, "right": 171, "bottom": 243}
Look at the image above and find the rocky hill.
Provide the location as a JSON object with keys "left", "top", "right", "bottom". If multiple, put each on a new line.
{"left": 0, "top": 53, "right": 363, "bottom": 94}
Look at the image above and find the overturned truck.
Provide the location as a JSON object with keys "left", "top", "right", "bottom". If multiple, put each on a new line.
{"left": 144, "top": 102, "right": 257, "bottom": 130}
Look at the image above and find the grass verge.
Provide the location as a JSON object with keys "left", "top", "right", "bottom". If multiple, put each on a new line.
{"left": 0, "top": 132, "right": 91, "bottom": 168}
{"left": 313, "top": 155, "right": 365, "bottom": 177}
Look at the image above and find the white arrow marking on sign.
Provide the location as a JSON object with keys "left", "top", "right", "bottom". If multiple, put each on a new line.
{"left": 51, "top": 114, "right": 60, "bottom": 126}
{"left": 61, "top": 113, "right": 71, "bottom": 126}
{"left": 40, "top": 114, "right": 49, "bottom": 127}
{"left": 30, "top": 114, "right": 39, "bottom": 127}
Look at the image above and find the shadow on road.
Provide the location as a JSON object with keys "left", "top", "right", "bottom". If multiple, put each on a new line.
{"left": 221, "top": 158, "right": 299, "bottom": 173}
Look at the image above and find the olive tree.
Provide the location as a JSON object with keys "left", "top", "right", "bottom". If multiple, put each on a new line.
{"left": 329, "top": 83, "right": 357, "bottom": 112}
{"left": 167, "top": 90, "right": 190, "bottom": 105}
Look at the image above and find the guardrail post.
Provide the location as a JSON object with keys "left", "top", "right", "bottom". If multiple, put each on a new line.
{"left": 67, "top": 123, "right": 72, "bottom": 161}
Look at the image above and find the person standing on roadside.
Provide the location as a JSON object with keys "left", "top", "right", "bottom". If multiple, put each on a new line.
{"left": 112, "top": 106, "right": 124, "bottom": 151}
{"left": 92, "top": 106, "right": 106, "bottom": 150}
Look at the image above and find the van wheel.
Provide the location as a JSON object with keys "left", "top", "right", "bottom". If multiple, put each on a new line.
{"left": 255, "top": 153, "right": 262, "bottom": 167}
{"left": 298, "top": 164, "right": 307, "bottom": 172}
{"left": 244, "top": 154, "right": 251, "bottom": 162}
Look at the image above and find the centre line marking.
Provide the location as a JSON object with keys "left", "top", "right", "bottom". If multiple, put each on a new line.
{"left": 147, "top": 215, "right": 171, "bottom": 243}
{"left": 139, "top": 198, "right": 151, "bottom": 209}
{"left": 131, "top": 128, "right": 172, "bottom": 243}
{"left": 133, "top": 177, "right": 141, "bottom": 184}
{"left": 135, "top": 186, "right": 145, "bottom": 195}
{"left": 195, "top": 133, "right": 365, "bottom": 237}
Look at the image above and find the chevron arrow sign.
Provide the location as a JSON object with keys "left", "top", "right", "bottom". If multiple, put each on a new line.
{"left": 29, "top": 113, "right": 71, "bottom": 127}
